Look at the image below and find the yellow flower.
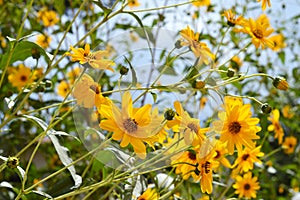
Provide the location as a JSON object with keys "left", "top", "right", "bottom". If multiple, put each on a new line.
{"left": 180, "top": 26, "right": 215, "bottom": 65}
{"left": 230, "top": 56, "right": 243, "bottom": 70}
{"left": 66, "top": 44, "right": 115, "bottom": 72}
{"left": 235, "top": 14, "right": 274, "bottom": 49}
{"left": 8, "top": 64, "right": 36, "bottom": 90}
{"left": 257, "top": 0, "right": 271, "bottom": 10}
{"left": 269, "top": 33, "right": 286, "bottom": 51}
{"left": 213, "top": 97, "right": 261, "bottom": 154}
{"left": 282, "top": 105, "right": 294, "bottom": 119}
{"left": 128, "top": 0, "right": 141, "bottom": 8}
{"left": 72, "top": 74, "right": 104, "bottom": 108}
{"left": 37, "top": 9, "right": 59, "bottom": 27}
{"left": 57, "top": 81, "right": 70, "bottom": 98}
{"left": 167, "top": 101, "right": 208, "bottom": 146}
{"left": 282, "top": 136, "right": 297, "bottom": 154}
{"left": 212, "top": 140, "right": 231, "bottom": 168}
{"left": 172, "top": 149, "right": 199, "bottom": 180}
{"left": 0, "top": 33, "right": 7, "bottom": 48}
{"left": 223, "top": 10, "right": 245, "bottom": 27}
{"left": 233, "top": 172, "right": 260, "bottom": 199}
{"left": 137, "top": 188, "right": 159, "bottom": 200}
{"left": 268, "top": 109, "right": 284, "bottom": 144}
{"left": 191, "top": 0, "right": 210, "bottom": 7}
{"left": 194, "top": 149, "right": 219, "bottom": 194}
{"left": 232, "top": 146, "right": 264, "bottom": 173}
{"left": 67, "top": 67, "right": 81, "bottom": 84}
{"left": 99, "top": 91, "right": 162, "bottom": 159}
{"left": 36, "top": 34, "right": 51, "bottom": 48}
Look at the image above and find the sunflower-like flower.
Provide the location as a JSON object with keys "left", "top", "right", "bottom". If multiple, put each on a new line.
{"left": 36, "top": 34, "right": 51, "bottom": 49}
{"left": 223, "top": 10, "right": 245, "bottom": 27}
{"left": 233, "top": 172, "right": 260, "bottom": 199}
{"left": 282, "top": 105, "right": 295, "bottom": 119}
{"left": 257, "top": 0, "right": 271, "bottom": 10}
{"left": 282, "top": 136, "right": 297, "bottom": 154}
{"left": 57, "top": 81, "right": 70, "bottom": 98}
{"left": 180, "top": 26, "right": 215, "bottom": 65}
{"left": 99, "top": 91, "right": 162, "bottom": 159}
{"left": 37, "top": 8, "right": 59, "bottom": 27}
{"left": 66, "top": 44, "right": 115, "bottom": 72}
{"left": 8, "top": 64, "right": 37, "bottom": 90}
{"left": 167, "top": 101, "right": 208, "bottom": 147}
{"left": 212, "top": 140, "right": 231, "bottom": 168}
{"left": 213, "top": 97, "right": 261, "bottom": 154}
{"left": 128, "top": 0, "right": 141, "bottom": 8}
{"left": 67, "top": 67, "right": 81, "bottom": 84}
{"left": 231, "top": 146, "right": 264, "bottom": 174}
{"left": 268, "top": 109, "right": 284, "bottom": 144}
{"left": 235, "top": 14, "right": 274, "bottom": 49}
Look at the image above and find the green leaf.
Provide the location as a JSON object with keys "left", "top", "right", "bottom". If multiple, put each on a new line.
{"left": 0, "top": 40, "right": 52, "bottom": 68}
{"left": 278, "top": 51, "right": 285, "bottom": 64}
{"left": 150, "top": 92, "right": 157, "bottom": 103}
{"left": 157, "top": 64, "right": 177, "bottom": 76}
{"left": 124, "top": 56, "right": 137, "bottom": 87}
{"left": 54, "top": 0, "right": 66, "bottom": 16}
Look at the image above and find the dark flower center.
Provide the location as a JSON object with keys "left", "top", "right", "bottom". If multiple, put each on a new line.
{"left": 244, "top": 183, "right": 251, "bottom": 190}
{"left": 253, "top": 29, "right": 263, "bottom": 39}
{"left": 20, "top": 75, "right": 27, "bottom": 82}
{"left": 214, "top": 150, "right": 221, "bottom": 159}
{"left": 89, "top": 85, "right": 100, "bottom": 94}
{"left": 228, "top": 121, "right": 241, "bottom": 134}
{"left": 242, "top": 154, "right": 250, "bottom": 161}
{"left": 188, "top": 151, "right": 196, "bottom": 160}
{"left": 123, "top": 118, "right": 138, "bottom": 133}
{"left": 201, "top": 161, "right": 211, "bottom": 174}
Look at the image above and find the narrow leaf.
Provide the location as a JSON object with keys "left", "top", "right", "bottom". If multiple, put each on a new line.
{"left": 124, "top": 56, "right": 137, "bottom": 87}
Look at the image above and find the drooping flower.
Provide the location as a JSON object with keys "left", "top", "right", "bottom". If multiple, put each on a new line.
{"left": 99, "top": 91, "right": 162, "bottom": 159}
{"left": 257, "top": 0, "right": 271, "bottom": 10}
{"left": 235, "top": 14, "right": 274, "bottom": 49}
{"left": 137, "top": 188, "right": 159, "bottom": 200}
{"left": 269, "top": 33, "right": 286, "bottom": 51}
{"left": 232, "top": 146, "right": 264, "bottom": 173}
{"left": 233, "top": 172, "right": 260, "bottom": 199}
{"left": 66, "top": 44, "right": 115, "bottom": 72}
{"left": 180, "top": 26, "right": 215, "bottom": 65}
{"left": 282, "top": 136, "right": 297, "bottom": 154}
{"left": 8, "top": 64, "right": 36, "bottom": 90}
{"left": 57, "top": 81, "right": 70, "bottom": 98}
{"left": 191, "top": 0, "right": 210, "bottom": 7}
{"left": 36, "top": 34, "right": 51, "bottom": 49}
{"left": 272, "top": 76, "right": 289, "bottom": 91}
{"left": 223, "top": 10, "right": 245, "bottom": 27}
{"left": 128, "top": 0, "right": 141, "bottom": 8}
{"left": 213, "top": 97, "right": 261, "bottom": 154}
{"left": 268, "top": 109, "right": 284, "bottom": 144}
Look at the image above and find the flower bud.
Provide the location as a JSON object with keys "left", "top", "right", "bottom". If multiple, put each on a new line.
{"left": 261, "top": 103, "right": 272, "bottom": 114}
{"left": 45, "top": 80, "right": 53, "bottom": 88}
{"left": 227, "top": 68, "right": 235, "bottom": 77}
{"left": 272, "top": 76, "right": 289, "bottom": 91}
{"left": 164, "top": 108, "right": 176, "bottom": 120}
{"left": 175, "top": 40, "right": 183, "bottom": 49}
{"left": 6, "top": 156, "right": 19, "bottom": 169}
{"left": 119, "top": 66, "right": 129, "bottom": 75}
{"left": 192, "top": 80, "right": 206, "bottom": 89}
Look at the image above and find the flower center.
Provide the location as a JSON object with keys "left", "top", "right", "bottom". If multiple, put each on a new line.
{"left": 187, "top": 123, "right": 198, "bottom": 133}
{"left": 253, "top": 29, "right": 263, "bottom": 39}
{"left": 244, "top": 183, "right": 251, "bottom": 191}
{"left": 228, "top": 121, "right": 241, "bottom": 134}
{"left": 201, "top": 161, "right": 211, "bottom": 174}
{"left": 242, "top": 153, "right": 250, "bottom": 161}
{"left": 20, "top": 75, "right": 27, "bottom": 82}
{"left": 89, "top": 85, "right": 100, "bottom": 94}
{"left": 123, "top": 118, "right": 138, "bottom": 133}
{"left": 214, "top": 150, "right": 221, "bottom": 159}
{"left": 188, "top": 151, "right": 196, "bottom": 160}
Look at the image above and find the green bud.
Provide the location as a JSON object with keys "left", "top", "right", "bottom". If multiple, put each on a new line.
{"left": 6, "top": 156, "right": 19, "bottom": 169}
{"left": 164, "top": 108, "right": 176, "bottom": 121}
{"left": 227, "top": 68, "right": 235, "bottom": 77}
{"left": 120, "top": 66, "right": 129, "bottom": 75}
{"left": 261, "top": 103, "right": 272, "bottom": 114}
{"left": 31, "top": 48, "right": 41, "bottom": 60}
